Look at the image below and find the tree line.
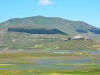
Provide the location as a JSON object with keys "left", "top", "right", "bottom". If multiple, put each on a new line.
{"left": 88, "top": 28, "right": 100, "bottom": 34}
{"left": 8, "top": 28, "right": 67, "bottom": 35}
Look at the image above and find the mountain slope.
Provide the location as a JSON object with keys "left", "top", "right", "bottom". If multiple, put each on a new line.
{"left": 0, "top": 15, "right": 100, "bottom": 40}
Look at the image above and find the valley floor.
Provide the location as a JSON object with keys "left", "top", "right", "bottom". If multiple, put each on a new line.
{"left": 0, "top": 50, "right": 100, "bottom": 75}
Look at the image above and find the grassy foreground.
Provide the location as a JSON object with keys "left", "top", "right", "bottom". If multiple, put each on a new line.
{"left": 0, "top": 68, "right": 100, "bottom": 75}
{"left": 0, "top": 52, "right": 100, "bottom": 75}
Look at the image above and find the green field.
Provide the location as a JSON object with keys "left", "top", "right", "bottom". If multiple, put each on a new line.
{"left": 0, "top": 51, "right": 100, "bottom": 75}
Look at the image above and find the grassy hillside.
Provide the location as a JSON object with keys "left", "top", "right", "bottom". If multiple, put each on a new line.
{"left": 0, "top": 16, "right": 100, "bottom": 50}
{"left": 0, "top": 31, "right": 99, "bottom": 50}
{"left": 0, "top": 16, "right": 100, "bottom": 40}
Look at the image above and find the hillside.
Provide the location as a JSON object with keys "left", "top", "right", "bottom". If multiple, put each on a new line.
{"left": 0, "top": 16, "right": 100, "bottom": 50}
{"left": 0, "top": 15, "right": 100, "bottom": 40}
{"left": 0, "top": 32, "right": 100, "bottom": 50}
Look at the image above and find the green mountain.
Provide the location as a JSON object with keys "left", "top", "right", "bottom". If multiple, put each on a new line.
{"left": 0, "top": 16, "right": 100, "bottom": 50}
{"left": 0, "top": 15, "right": 100, "bottom": 40}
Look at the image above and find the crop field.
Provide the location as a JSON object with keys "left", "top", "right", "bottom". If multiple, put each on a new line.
{"left": 0, "top": 50, "right": 100, "bottom": 75}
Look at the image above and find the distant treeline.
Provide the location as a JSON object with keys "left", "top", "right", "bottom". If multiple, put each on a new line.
{"left": 76, "top": 28, "right": 88, "bottom": 33}
{"left": 88, "top": 28, "right": 100, "bottom": 34}
{"left": 76, "top": 27, "right": 100, "bottom": 34}
{"left": 8, "top": 28, "right": 67, "bottom": 35}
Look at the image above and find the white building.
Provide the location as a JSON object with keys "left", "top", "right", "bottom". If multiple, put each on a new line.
{"left": 72, "top": 35, "right": 84, "bottom": 40}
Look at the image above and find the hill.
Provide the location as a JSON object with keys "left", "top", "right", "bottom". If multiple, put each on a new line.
{"left": 0, "top": 16, "right": 100, "bottom": 50}
{"left": 0, "top": 15, "right": 100, "bottom": 40}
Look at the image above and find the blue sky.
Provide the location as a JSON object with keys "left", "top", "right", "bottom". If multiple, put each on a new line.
{"left": 0, "top": 0, "right": 100, "bottom": 28}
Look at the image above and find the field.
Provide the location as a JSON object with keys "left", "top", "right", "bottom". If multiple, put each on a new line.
{"left": 0, "top": 33, "right": 100, "bottom": 75}
{"left": 0, "top": 50, "right": 100, "bottom": 75}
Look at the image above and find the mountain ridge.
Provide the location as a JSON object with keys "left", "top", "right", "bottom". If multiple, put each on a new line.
{"left": 0, "top": 15, "right": 100, "bottom": 40}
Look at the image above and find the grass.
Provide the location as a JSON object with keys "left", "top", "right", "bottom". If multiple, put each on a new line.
{"left": 0, "top": 32, "right": 100, "bottom": 50}
{"left": 0, "top": 52, "right": 89, "bottom": 59}
{"left": 0, "top": 52, "right": 100, "bottom": 75}
{"left": 0, "top": 68, "right": 99, "bottom": 75}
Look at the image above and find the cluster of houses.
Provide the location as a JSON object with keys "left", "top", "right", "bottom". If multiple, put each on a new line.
{"left": 72, "top": 35, "right": 84, "bottom": 40}
{"left": 72, "top": 35, "right": 90, "bottom": 40}
{"left": 61, "top": 35, "right": 90, "bottom": 42}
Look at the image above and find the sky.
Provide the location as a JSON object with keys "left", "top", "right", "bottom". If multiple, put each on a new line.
{"left": 0, "top": 0, "right": 100, "bottom": 28}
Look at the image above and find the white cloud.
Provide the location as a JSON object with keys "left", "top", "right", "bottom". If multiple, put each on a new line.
{"left": 38, "top": 0, "right": 54, "bottom": 5}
